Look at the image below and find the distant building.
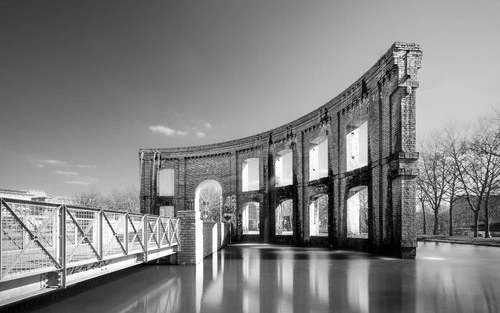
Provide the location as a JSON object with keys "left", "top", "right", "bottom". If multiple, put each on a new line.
{"left": 452, "top": 195, "right": 500, "bottom": 236}
{"left": 0, "top": 188, "right": 74, "bottom": 205}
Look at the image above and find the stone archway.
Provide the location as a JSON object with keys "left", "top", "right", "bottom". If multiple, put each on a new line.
{"left": 193, "top": 179, "right": 223, "bottom": 263}
{"left": 346, "top": 186, "right": 368, "bottom": 238}
{"left": 195, "top": 180, "right": 223, "bottom": 222}
{"left": 309, "top": 194, "right": 328, "bottom": 237}
{"left": 242, "top": 202, "right": 260, "bottom": 235}
{"left": 276, "top": 199, "right": 293, "bottom": 236}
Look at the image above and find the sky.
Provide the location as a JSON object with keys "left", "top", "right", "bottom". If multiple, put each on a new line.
{"left": 1, "top": 0, "right": 500, "bottom": 197}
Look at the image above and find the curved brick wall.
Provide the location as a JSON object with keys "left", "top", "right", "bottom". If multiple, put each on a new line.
{"left": 140, "top": 42, "right": 423, "bottom": 258}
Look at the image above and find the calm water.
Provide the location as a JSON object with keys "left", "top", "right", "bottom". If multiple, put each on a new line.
{"left": 27, "top": 242, "right": 500, "bottom": 313}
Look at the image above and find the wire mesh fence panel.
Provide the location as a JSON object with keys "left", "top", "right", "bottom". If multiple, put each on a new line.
{"left": 127, "top": 215, "right": 144, "bottom": 253}
{"left": 102, "top": 211, "right": 126, "bottom": 257}
{"left": 159, "top": 217, "right": 170, "bottom": 247}
{"left": 147, "top": 216, "right": 159, "bottom": 250}
{"left": 1, "top": 200, "right": 59, "bottom": 279}
{"left": 65, "top": 207, "right": 100, "bottom": 265}
{"left": 2, "top": 198, "right": 181, "bottom": 284}
{"left": 175, "top": 219, "right": 180, "bottom": 245}
{"left": 171, "top": 219, "right": 179, "bottom": 246}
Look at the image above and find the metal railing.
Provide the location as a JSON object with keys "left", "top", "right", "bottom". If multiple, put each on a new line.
{"left": 0, "top": 198, "right": 180, "bottom": 283}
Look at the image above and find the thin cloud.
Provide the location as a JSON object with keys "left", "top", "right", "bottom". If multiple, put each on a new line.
{"left": 65, "top": 180, "right": 90, "bottom": 185}
{"left": 188, "top": 125, "right": 209, "bottom": 138}
{"left": 41, "top": 159, "right": 67, "bottom": 166}
{"left": 196, "top": 131, "right": 206, "bottom": 138}
{"left": 76, "top": 164, "right": 96, "bottom": 169}
{"left": 29, "top": 157, "right": 95, "bottom": 170}
{"left": 64, "top": 175, "right": 98, "bottom": 185}
{"left": 149, "top": 125, "right": 188, "bottom": 137}
{"left": 54, "top": 170, "right": 79, "bottom": 176}
{"left": 149, "top": 123, "right": 210, "bottom": 138}
{"left": 29, "top": 158, "right": 65, "bottom": 169}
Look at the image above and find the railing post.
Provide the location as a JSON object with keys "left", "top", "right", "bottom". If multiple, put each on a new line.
{"left": 167, "top": 216, "right": 173, "bottom": 247}
{"left": 98, "top": 210, "right": 103, "bottom": 260}
{"left": 124, "top": 213, "right": 129, "bottom": 255}
{"left": 156, "top": 216, "right": 160, "bottom": 248}
{"left": 0, "top": 198, "right": 3, "bottom": 281}
{"left": 143, "top": 215, "right": 148, "bottom": 262}
{"left": 59, "top": 205, "right": 67, "bottom": 288}
{"left": 178, "top": 219, "right": 181, "bottom": 246}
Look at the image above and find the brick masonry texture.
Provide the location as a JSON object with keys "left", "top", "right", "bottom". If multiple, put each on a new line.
{"left": 140, "top": 42, "right": 423, "bottom": 259}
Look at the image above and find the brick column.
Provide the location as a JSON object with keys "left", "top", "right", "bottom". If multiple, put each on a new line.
{"left": 177, "top": 210, "right": 203, "bottom": 264}
{"left": 264, "top": 135, "right": 274, "bottom": 243}
{"left": 387, "top": 44, "right": 422, "bottom": 258}
{"left": 230, "top": 151, "right": 238, "bottom": 242}
{"left": 178, "top": 157, "right": 186, "bottom": 211}
{"left": 329, "top": 116, "right": 338, "bottom": 248}
{"left": 293, "top": 132, "right": 304, "bottom": 246}
{"left": 140, "top": 152, "right": 155, "bottom": 214}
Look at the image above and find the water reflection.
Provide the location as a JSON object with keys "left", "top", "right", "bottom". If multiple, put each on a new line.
{"left": 347, "top": 260, "right": 369, "bottom": 313}
{"left": 28, "top": 242, "right": 500, "bottom": 313}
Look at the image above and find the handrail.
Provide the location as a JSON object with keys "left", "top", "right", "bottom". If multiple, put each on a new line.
{"left": 0, "top": 197, "right": 180, "bottom": 284}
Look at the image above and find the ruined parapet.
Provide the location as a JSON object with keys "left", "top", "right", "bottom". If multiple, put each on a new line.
{"left": 139, "top": 42, "right": 422, "bottom": 258}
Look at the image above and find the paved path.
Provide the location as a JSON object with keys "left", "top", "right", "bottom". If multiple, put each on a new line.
{"left": 419, "top": 236, "right": 500, "bottom": 247}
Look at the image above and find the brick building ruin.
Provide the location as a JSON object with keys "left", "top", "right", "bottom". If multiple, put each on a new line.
{"left": 139, "top": 42, "right": 423, "bottom": 259}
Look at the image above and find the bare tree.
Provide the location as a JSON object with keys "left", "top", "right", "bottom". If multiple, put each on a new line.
{"left": 199, "top": 183, "right": 222, "bottom": 222}
{"left": 446, "top": 116, "right": 500, "bottom": 237}
{"left": 436, "top": 131, "right": 461, "bottom": 236}
{"left": 108, "top": 185, "right": 140, "bottom": 213}
{"left": 446, "top": 172, "right": 459, "bottom": 236}
{"left": 417, "top": 134, "right": 451, "bottom": 235}
{"left": 416, "top": 183, "right": 428, "bottom": 235}
{"left": 467, "top": 115, "right": 500, "bottom": 237}
{"left": 73, "top": 186, "right": 107, "bottom": 208}
{"left": 73, "top": 185, "right": 139, "bottom": 213}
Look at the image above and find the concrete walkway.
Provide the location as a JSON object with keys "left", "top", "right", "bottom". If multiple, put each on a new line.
{"left": 418, "top": 236, "right": 500, "bottom": 247}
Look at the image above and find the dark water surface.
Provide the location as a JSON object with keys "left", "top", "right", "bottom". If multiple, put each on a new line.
{"left": 28, "top": 242, "right": 500, "bottom": 313}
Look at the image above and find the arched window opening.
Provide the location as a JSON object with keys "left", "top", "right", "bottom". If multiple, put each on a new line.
{"left": 159, "top": 168, "right": 175, "bottom": 196}
{"left": 309, "top": 139, "right": 328, "bottom": 181}
{"left": 346, "top": 121, "right": 368, "bottom": 171}
{"left": 309, "top": 195, "right": 328, "bottom": 237}
{"left": 275, "top": 150, "right": 293, "bottom": 187}
{"left": 242, "top": 158, "right": 259, "bottom": 192}
{"left": 242, "top": 202, "right": 260, "bottom": 235}
{"left": 347, "top": 186, "right": 368, "bottom": 238}
{"left": 195, "top": 180, "right": 222, "bottom": 222}
{"left": 276, "top": 199, "right": 293, "bottom": 236}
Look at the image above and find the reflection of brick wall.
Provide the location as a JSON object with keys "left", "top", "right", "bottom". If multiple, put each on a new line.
{"left": 177, "top": 210, "right": 229, "bottom": 264}
{"left": 140, "top": 42, "right": 422, "bottom": 259}
{"left": 202, "top": 222, "right": 229, "bottom": 259}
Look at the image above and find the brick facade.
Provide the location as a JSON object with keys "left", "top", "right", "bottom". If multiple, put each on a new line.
{"left": 140, "top": 42, "right": 422, "bottom": 259}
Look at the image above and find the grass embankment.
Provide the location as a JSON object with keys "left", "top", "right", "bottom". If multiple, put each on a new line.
{"left": 418, "top": 235, "right": 500, "bottom": 247}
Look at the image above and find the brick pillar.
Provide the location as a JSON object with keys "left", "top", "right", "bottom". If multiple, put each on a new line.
{"left": 293, "top": 132, "right": 304, "bottom": 246}
{"left": 264, "top": 134, "right": 274, "bottom": 243}
{"left": 329, "top": 116, "right": 338, "bottom": 248}
{"left": 140, "top": 152, "right": 155, "bottom": 214}
{"left": 230, "top": 151, "right": 238, "bottom": 243}
{"left": 178, "top": 157, "right": 186, "bottom": 211}
{"left": 177, "top": 210, "right": 203, "bottom": 264}
{"left": 387, "top": 43, "right": 422, "bottom": 258}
